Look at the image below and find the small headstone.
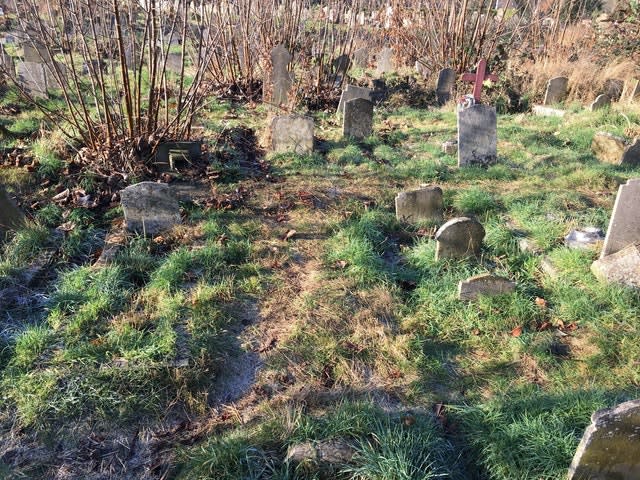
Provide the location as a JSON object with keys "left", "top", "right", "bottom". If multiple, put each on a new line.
{"left": 591, "top": 243, "right": 640, "bottom": 288}
{"left": 22, "top": 43, "right": 50, "bottom": 63}
{"left": 352, "top": 47, "right": 369, "bottom": 69}
{"left": 155, "top": 141, "right": 202, "bottom": 171}
{"left": 441, "top": 139, "right": 458, "bottom": 155}
{"left": 269, "top": 44, "right": 293, "bottom": 106}
{"left": 370, "top": 78, "right": 387, "bottom": 103}
{"left": 165, "top": 53, "right": 183, "bottom": 73}
{"left": 435, "top": 68, "right": 455, "bottom": 105}
{"left": 568, "top": 398, "right": 640, "bottom": 480}
{"left": 565, "top": 227, "right": 605, "bottom": 249}
{"left": 592, "top": 132, "right": 640, "bottom": 166}
{"left": 457, "top": 104, "right": 497, "bottom": 167}
{"left": 395, "top": 186, "right": 443, "bottom": 223}
{"left": 343, "top": 97, "right": 373, "bottom": 140}
{"left": 532, "top": 105, "right": 566, "bottom": 117}
{"left": 434, "top": 217, "right": 485, "bottom": 261}
{"left": 16, "top": 61, "right": 47, "bottom": 98}
{"left": 332, "top": 54, "right": 350, "bottom": 77}
{"left": 376, "top": 47, "right": 393, "bottom": 75}
{"left": 271, "top": 115, "right": 314, "bottom": 154}
{"left": 120, "top": 182, "right": 181, "bottom": 236}
{"left": 458, "top": 273, "right": 515, "bottom": 301}
{"left": 590, "top": 94, "right": 611, "bottom": 111}
{"left": 0, "top": 186, "right": 25, "bottom": 238}
{"left": 543, "top": 76, "right": 569, "bottom": 105}
{"left": 337, "top": 84, "right": 373, "bottom": 115}
{"left": 603, "top": 78, "right": 624, "bottom": 101}
{"left": 601, "top": 179, "right": 640, "bottom": 258}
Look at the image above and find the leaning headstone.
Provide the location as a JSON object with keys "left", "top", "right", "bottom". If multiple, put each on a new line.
{"left": 543, "top": 76, "right": 569, "bottom": 105}
{"left": 337, "top": 84, "right": 372, "bottom": 115}
{"left": 376, "top": 47, "right": 393, "bottom": 75}
{"left": 457, "top": 104, "right": 497, "bottom": 167}
{"left": 435, "top": 68, "right": 456, "bottom": 105}
{"left": 434, "top": 217, "right": 485, "bottom": 261}
{"left": 269, "top": 44, "right": 293, "bottom": 106}
{"left": 591, "top": 243, "right": 640, "bottom": 288}
{"left": 343, "top": 97, "right": 373, "bottom": 140}
{"left": 601, "top": 178, "right": 640, "bottom": 258}
{"left": 352, "top": 47, "right": 369, "bottom": 69}
{"left": 395, "top": 186, "right": 443, "bottom": 223}
{"left": 16, "top": 61, "right": 47, "bottom": 98}
{"left": 0, "top": 186, "right": 25, "bottom": 238}
{"left": 590, "top": 94, "right": 611, "bottom": 111}
{"left": 155, "top": 141, "right": 202, "bottom": 171}
{"left": 565, "top": 227, "right": 605, "bottom": 249}
{"left": 120, "top": 182, "right": 181, "bottom": 236}
{"left": 271, "top": 115, "right": 314, "bottom": 154}
{"left": 592, "top": 133, "right": 640, "bottom": 166}
{"left": 458, "top": 273, "right": 515, "bottom": 301}
{"left": 603, "top": 78, "right": 624, "bottom": 101}
{"left": 568, "top": 398, "right": 640, "bottom": 479}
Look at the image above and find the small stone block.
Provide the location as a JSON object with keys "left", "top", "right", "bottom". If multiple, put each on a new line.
{"left": 435, "top": 217, "right": 485, "bottom": 261}
{"left": 540, "top": 256, "right": 560, "bottom": 279}
{"left": 395, "top": 186, "right": 443, "bottom": 223}
{"left": 532, "top": 105, "right": 566, "bottom": 117}
{"left": 120, "top": 182, "right": 181, "bottom": 236}
{"left": 271, "top": 115, "right": 314, "bottom": 154}
{"left": 458, "top": 273, "right": 516, "bottom": 301}
{"left": 591, "top": 243, "right": 640, "bottom": 288}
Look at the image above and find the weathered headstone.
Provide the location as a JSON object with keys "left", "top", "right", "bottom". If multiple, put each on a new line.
{"left": 343, "top": 97, "right": 373, "bottom": 140}
{"left": 458, "top": 273, "right": 515, "bottom": 301}
{"left": 165, "top": 53, "right": 183, "bottom": 73}
{"left": 601, "top": 179, "right": 640, "bottom": 258}
{"left": 457, "top": 104, "right": 497, "bottom": 167}
{"left": 376, "top": 47, "right": 393, "bottom": 75}
{"left": 120, "top": 182, "right": 181, "bottom": 236}
{"left": 0, "top": 186, "right": 25, "bottom": 237}
{"left": 22, "top": 43, "right": 50, "bottom": 63}
{"left": 591, "top": 243, "right": 640, "bottom": 288}
{"left": 568, "top": 398, "right": 640, "bottom": 480}
{"left": 271, "top": 115, "right": 314, "bottom": 154}
{"left": 565, "top": 227, "right": 605, "bottom": 249}
{"left": 603, "top": 78, "right": 624, "bottom": 101}
{"left": 434, "top": 217, "right": 485, "bottom": 261}
{"left": 337, "top": 84, "right": 372, "bottom": 115}
{"left": 269, "top": 44, "right": 293, "bottom": 106}
{"left": 155, "top": 141, "right": 202, "bottom": 171}
{"left": 16, "top": 61, "right": 47, "bottom": 98}
{"left": 543, "top": 76, "right": 569, "bottom": 105}
{"left": 395, "top": 186, "right": 443, "bottom": 223}
{"left": 590, "top": 94, "right": 611, "bottom": 111}
{"left": 592, "top": 132, "right": 640, "bottom": 166}
{"left": 436, "top": 68, "right": 455, "bottom": 105}
{"left": 332, "top": 54, "right": 350, "bottom": 77}
{"left": 352, "top": 47, "right": 369, "bottom": 69}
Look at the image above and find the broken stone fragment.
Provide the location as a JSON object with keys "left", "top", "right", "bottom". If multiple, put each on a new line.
{"left": 591, "top": 243, "right": 640, "bottom": 289}
{"left": 286, "top": 439, "right": 355, "bottom": 468}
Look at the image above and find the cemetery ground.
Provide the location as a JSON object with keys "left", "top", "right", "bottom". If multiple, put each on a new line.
{"left": 1, "top": 90, "right": 640, "bottom": 479}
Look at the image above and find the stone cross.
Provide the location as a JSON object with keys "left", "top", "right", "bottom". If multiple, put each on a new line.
{"left": 270, "top": 44, "right": 293, "bottom": 106}
{"left": 460, "top": 59, "right": 498, "bottom": 104}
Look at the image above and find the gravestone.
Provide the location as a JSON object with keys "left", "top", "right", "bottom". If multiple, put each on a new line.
{"left": 269, "top": 44, "right": 293, "bottom": 106}
{"left": 343, "top": 97, "right": 373, "bottom": 140}
{"left": 457, "top": 104, "right": 497, "bottom": 167}
{"left": 435, "top": 68, "right": 455, "bottom": 105}
{"left": 590, "top": 94, "right": 611, "bottom": 111}
{"left": 543, "top": 76, "right": 569, "bottom": 105}
{"left": 370, "top": 78, "right": 388, "bottom": 103}
{"left": 17, "top": 61, "right": 47, "bottom": 98}
{"left": 165, "top": 53, "right": 183, "bottom": 73}
{"left": 22, "top": 43, "right": 50, "bottom": 63}
{"left": 395, "top": 186, "right": 443, "bottom": 223}
{"left": 603, "top": 78, "right": 624, "bottom": 101}
{"left": 337, "top": 84, "right": 372, "bottom": 115}
{"left": 120, "top": 182, "right": 181, "bottom": 236}
{"left": 458, "top": 273, "right": 515, "bottom": 301}
{"left": 568, "top": 398, "right": 640, "bottom": 479}
{"left": 46, "top": 61, "right": 68, "bottom": 89}
{"left": 0, "top": 186, "right": 25, "bottom": 237}
{"left": 352, "top": 47, "right": 369, "bottom": 69}
{"left": 591, "top": 243, "right": 640, "bottom": 288}
{"left": 565, "top": 227, "right": 605, "bottom": 249}
{"left": 155, "top": 141, "right": 202, "bottom": 171}
{"left": 625, "top": 79, "right": 640, "bottom": 103}
{"left": 592, "top": 133, "right": 640, "bottom": 166}
{"left": 434, "top": 217, "right": 485, "bottom": 261}
{"left": 332, "top": 54, "right": 350, "bottom": 77}
{"left": 376, "top": 47, "right": 393, "bottom": 75}
{"left": 600, "top": 178, "right": 640, "bottom": 258}
{"left": 271, "top": 115, "right": 314, "bottom": 154}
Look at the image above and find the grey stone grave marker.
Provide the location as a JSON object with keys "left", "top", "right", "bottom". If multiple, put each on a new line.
{"left": 343, "top": 97, "right": 373, "bottom": 140}
{"left": 603, "top": 78, "right": 624, "bottom": 101}
{"left": 376, "top": 47, "right": 393, "bottom": 75}
{"left": 590, "top": 94, "right": 611, "bottom": 111}
{"left": 270, "top": 44, "right": 293, "bottom": 106}
{"left": 395, "top": 186, "right": 443, "bottom": 223}
{"left": 434, "top": 217, "right": 485, "bottom": 261}
{"left": 120, "top": 182, "right": 181, "bottom": 236}
{"left": 165, "top": 53, "right": 183, "bottom": 73}
{"left": 271, "top": 115, "right": 314, "bottom": 154}
{"left": 0, "top": 186, "right": 25, "bottom": 238}
{"left": 352, "top": 47, "right": 369, "bottom": 69}
{"left": 543, "top": 76, "right": 569, "bottom": 105}
{"left": 337, "top": 84, "right": 372, "bottom": 115}
{"left": 600, "top": 178, "right": 640, "bottom": 258}
{"left": 155, "top": 141, "right": 202, "bottom": 171}
{"left": 568, "top": 398, "right": 640, "bottom": 479}
{"left": 332, "top": 54, "right": 350, "bottom": 77}
{"left": 436, "top": 68, "right": 456, "bottom": 105}
{"left": 458, "top": 273, "right": 515, "bottom": 301}
{"left": 457, "top": 104, "right": 497, "bottom": 167}
{"left": 22, "top": 43, "right": 50, "bottom": 63}
{"left": 17, "top": 61, "right": 47, "bottom": 98}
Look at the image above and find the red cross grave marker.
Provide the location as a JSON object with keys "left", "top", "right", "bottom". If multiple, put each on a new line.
{"left": 460, "top": 59, "right": 498, "bottom": 104}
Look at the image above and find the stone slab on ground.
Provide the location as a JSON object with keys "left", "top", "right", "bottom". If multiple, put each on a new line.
{"left": 271, "top": 115, "right": 314, "bottom": 154}
{"left": 395, "top": 186, "right": 443, "bottom": 223}
{"left": 591, "top": 243, "right": 640, "bottom": 288}
{"left": 540, "top": 256, "right": 560, "bottom": 279}
{"left": 458, "top": 273, "right": 516, "bottom": 301}
{"left": 601, "top": 179, "right": 640, "bottom": 258}
{"left": 532, "top": 105, "right": 566, "bottom": 117}
{"left": 120, "top": 182, "right": 181, "bottom": 236}
{"left": 565, "top": 227, "right": 605, "bottom": 250}
{"left": 435, "top": 217, "right": 485, "bottom": 261}
{"left": 568, "top": 398, "right": 640, "bottom": 480}
{"left": 457, "top": 104, "right": 497, "bottom": 167}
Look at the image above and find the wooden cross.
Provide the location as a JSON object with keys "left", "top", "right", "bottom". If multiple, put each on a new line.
{"left": 460, "top": 59, "right": 498, "bottom": 104}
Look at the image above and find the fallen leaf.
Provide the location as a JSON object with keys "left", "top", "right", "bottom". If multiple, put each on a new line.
{"left": 283, "top": 229, "right": 296, "bottom": 241}
{"left": 472, "top": 328, "right": 481, "bottom": 336}
{"left": 510, "top": 326, "right": 523, "bottom": 337}
{"left": 537, "top": 321, "right": 552, "bottom": 331}
{"left": 535, "top": 297, "right": 548, "bottom": 308}
{"left": 564, "top": 322, "right": 578, "bottom": 331}
{"left": 335, "top": 260, "right": 348, "bottom": 269}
